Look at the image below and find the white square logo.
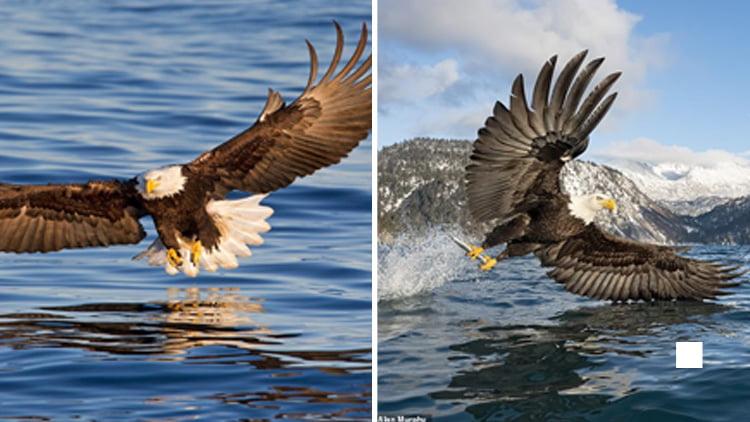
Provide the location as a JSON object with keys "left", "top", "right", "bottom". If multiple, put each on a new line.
{"left": 675, "top": 342, "right": 703, "bottom": 368}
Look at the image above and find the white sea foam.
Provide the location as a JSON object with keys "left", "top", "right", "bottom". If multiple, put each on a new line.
{"left": 378, "top": 230, "right": 477, "bottom": 301}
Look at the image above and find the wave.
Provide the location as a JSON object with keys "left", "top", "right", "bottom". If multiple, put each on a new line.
{"left": 378, "top": 229, "right": 478, "bottom": 301}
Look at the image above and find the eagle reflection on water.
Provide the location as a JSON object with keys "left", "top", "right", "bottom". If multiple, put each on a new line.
{"left": 430, "top": 302, "right": 728, "bottom": 420}
{"left": 0, "top": 287, "right": 368, "bottom": 366}
{"left": 0, "top": 287, "right": 272, "bottom": 357}
{"left": 0, "top": 287, "right": 371, "bottom": 418}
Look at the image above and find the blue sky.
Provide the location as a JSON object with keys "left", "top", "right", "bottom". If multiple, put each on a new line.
{"left": 378, "top": 0, "right": 750, "bottom": 164}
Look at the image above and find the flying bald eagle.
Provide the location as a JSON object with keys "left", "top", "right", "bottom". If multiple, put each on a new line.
{"left": 0, "top": 22, "right": 371, "bottom": 277}
{"left": 460, "top": 51, "right": 745, "bottom": 301}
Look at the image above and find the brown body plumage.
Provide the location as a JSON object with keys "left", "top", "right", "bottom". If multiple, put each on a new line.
{"left": 466, "top": 51, "right": 744, "bottom": 301}
{"left": 0, "top": 22, "right": 371, "bottom": 276}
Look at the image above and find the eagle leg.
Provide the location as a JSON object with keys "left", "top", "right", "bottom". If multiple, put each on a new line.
{"left": 467, "top": 245, "right": 484, "bottom": 260}
{"left": 449, "top": 235, "right": 503, "bottom": 272}
{"left": 480, "top": 257, "right": 497, "bottom": 271}
{"left": 191, "top": 240, "right": 203, "bottom": 266}
{"left": 167, "top": 248, "right": 183, "bottom": 268}
{"left": 481, "top": 249, "right": 510, "bottom": 272}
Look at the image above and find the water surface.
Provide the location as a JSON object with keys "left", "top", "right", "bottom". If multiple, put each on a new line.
{"left": 379, "top": 232, "right": 750, "bottom": 421}
{"left": 0, "top": 1, "right": 371, "bottom": 420}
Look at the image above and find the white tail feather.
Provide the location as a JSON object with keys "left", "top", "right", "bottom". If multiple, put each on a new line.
{"left": 134, "top": 194, "right": 273, "bottom": 276}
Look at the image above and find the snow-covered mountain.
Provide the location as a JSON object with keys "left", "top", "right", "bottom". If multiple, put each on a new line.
{"left": 561, "top": 161, "right": 687, "bottom": 244}
{"left": 378, "top": 139, "right": 475, "bottom": 242}
{"left": 601, "top": 159, "right": 750, "bottom": 206}
{"left": 663, "top": 196, "right": 733, "bottom": 217}
{"left": 379, "top": 139, "right": 690, "bottom": 244}
{"left": 686, "top": 196, "right": 750, "bottom": 244}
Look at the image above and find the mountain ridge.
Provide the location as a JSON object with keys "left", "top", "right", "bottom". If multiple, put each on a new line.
{"left": 378, "top": 138, "right": 750, "bottom": 245}
{"left": 601, "top": 158, "right": 750, "bottom": 203}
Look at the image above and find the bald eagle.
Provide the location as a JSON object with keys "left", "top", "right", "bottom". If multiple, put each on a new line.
{"left": 462, "top": 51, "right": 745, "bottom": 301}
{"left": 0, "top": 22, "right": 371, "bottom": 277}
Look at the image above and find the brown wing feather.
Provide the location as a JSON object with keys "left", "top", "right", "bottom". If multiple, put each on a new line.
{"left": 189, "top": 21, "right": 371, "bottom": 194}
{"left": 0, "top": 181, "right": 145, "bottom": 253}
{"left": 536, "top": 225, "right": 744, "bottom": 301}
{"left": 466, "top": 51, "right": 621, "bottom": 223}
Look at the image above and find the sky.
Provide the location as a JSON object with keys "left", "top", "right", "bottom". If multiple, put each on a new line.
{"left": 378, "top": 0, "right": 750, "bottom": 165}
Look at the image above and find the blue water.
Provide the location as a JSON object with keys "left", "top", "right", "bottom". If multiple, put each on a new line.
{"left": 378, "top": 232, "right": 750, "bottom": 421}
{"left": 0, "top": 1, "right": 371, "bottom": 420}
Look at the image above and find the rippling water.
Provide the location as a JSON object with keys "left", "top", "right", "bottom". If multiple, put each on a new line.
{"left": 0, "top": 1, "right": 371, "bottom": 419}
{"left": 378, "top": 232, "right": 750, "bottom": 421}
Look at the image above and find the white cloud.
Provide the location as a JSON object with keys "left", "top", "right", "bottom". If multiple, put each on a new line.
{"left": 412, "top": 100, "right": 492, "bottom": 139}
{"left": 379, "top": 0, "right": 670, "bottom": 139}
{"left": 379, "top": 59, "right": 460, "bottom": 103}
{"left": 593, "top": 137, "right": 749, "bottom": 167}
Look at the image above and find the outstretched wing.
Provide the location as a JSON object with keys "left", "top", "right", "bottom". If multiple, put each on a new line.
{"left": 0, "top": 181, "right": 145, "bottom": 253}
{"left": 466, "top": 51, "right": 621, "bottom": 223}
{"left": 188, "top": 21, "right": 371, "bottom": 195}
{"left": 536, "top": 225, "right": 744, "bottom": 301}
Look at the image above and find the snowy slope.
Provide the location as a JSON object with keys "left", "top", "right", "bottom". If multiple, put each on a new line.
{"left": 561, "top": 161, "right": 687, "bottom": 244}
{"left": 687, "top": 196, "right": 750, "bottom": 244}
{"left": 602, "top": 158, "right": 750, "bottom": 203}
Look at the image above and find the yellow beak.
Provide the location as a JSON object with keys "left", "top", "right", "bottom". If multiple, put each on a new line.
{"left": 600, "top": 198, "right": 617, "bottom": 212}
{"left": 146, "top": 179, "right": 158, "bottom": 194}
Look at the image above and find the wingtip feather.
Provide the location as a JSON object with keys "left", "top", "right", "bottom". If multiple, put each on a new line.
{"left": 304, "top": 39, "right": 319, "bottom": 91}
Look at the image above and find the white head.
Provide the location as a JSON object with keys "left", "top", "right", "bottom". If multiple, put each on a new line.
{"left": 568, "top": 193, "right": 617, "bottom": 224}
{"left": 136, "top": 165, "right": 187, "bottom": 200}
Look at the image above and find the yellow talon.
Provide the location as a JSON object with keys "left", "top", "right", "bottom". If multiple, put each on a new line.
{"left": 191, "top": 241, "right": 202, "bottom": 266}
{"left": 467, "top": 245, "right": 484, "bottom": 260}
{"left": 480, "top": 257, "right": 497, "bottom": 271}
{"left": 167, "top": 248, "right": 183, "bottom": 267}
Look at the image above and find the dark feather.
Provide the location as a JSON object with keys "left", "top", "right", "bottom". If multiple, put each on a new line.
{"left": 530, "top": 55, "right": 556, "bottom": 135}
{"left": 0, "top": 181, "right": 145, "bottom": 253}
{"left": 560, "top": 57, "right": 604, "bottom": 126}
{"left": 509, "top": 75, "right": 536, "bottom": 139}
{"left": 258, "top": 88, "right": 285, "bottom": 122}
{"left": 573, "top": 92, "right": 617, "bottom": 141}
{"left": 188, "top": 22, "right": 372, "bottom": 195}
{"left": 564, "top": 71, "right": 621, "bottom": 134}
{"left": 466, "top": 51, "right": 620, "bottom": 223}
{"left": 535, "top": 226, "right": 742, "bottom": 301}
{"left": 548, "top": 50, "right": 587, "bottom": 131}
